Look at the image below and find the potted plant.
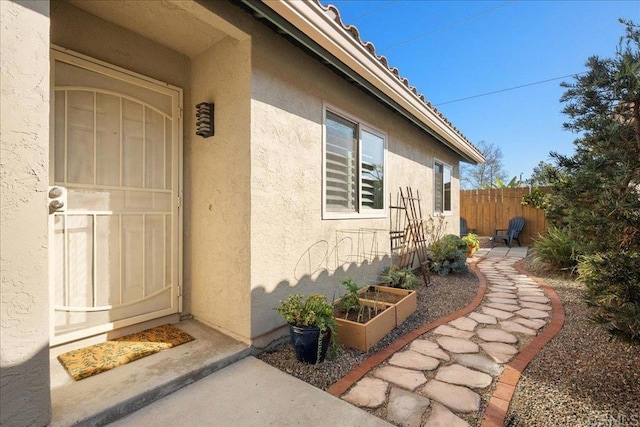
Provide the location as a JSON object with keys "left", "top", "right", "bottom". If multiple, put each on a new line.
{"left": 462, "top": 233, "right": 480, "bottom": 258}
{"left": 276, "top": 294, "right": 338, "bottom": 364}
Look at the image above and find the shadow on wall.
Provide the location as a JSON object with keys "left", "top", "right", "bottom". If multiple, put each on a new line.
{"left": 251, "top": 230, "right": 393, "bottom": 341}
{"left": 0, "top": 345, "right": 51, "bottom": 426}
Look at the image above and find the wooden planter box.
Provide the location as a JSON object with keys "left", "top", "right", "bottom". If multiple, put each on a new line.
{"left": 359, "top": 285, "right": 417, "bottom": 327}
{"left": 334, "top": 300, "right": 395, "bottom": 352}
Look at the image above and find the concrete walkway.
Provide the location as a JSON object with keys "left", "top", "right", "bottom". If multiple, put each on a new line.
{"left": 109, "top": 356, "right": 390, "bottom": 427}
{"left": 104, "top": 245, "right": 562, "bottom": 427}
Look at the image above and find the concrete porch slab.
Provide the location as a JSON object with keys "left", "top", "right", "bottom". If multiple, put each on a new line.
{"left": 50, "top": 319, "right": 251, "bottom": 426}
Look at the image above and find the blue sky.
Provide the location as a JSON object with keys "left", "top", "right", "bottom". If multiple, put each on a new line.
{"left": 326, "top": 0, "right": 640, "bottom": 183}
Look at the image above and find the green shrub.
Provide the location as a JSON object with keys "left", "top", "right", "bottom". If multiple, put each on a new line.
{"left": 380, "top": 266, "right": 420, "bottom": 290}
{"left": 579, "top": 251, "right": 640, "bottom": 342}
{"left": 338, "top": 277, "right": 361, "bottom": 316}
{"left": 427, "top": 234, "right": 468, "bottom": 276}
{"left": 533, "top": 226, "right": 579, "bottom": 273}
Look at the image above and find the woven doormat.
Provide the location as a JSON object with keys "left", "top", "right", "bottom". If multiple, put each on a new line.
{"left": 57, "top": 324, "right": 195, "bottom": 381}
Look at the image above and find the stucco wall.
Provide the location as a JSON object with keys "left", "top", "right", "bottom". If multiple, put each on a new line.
{"left": 249, "top": 23, "right": 462, "bottom": 342}
{"left": 187, "top": 37, "right": 253, "bottom": 342}
{"left": 0, "top": 1, "right": 52, "bottom": 425}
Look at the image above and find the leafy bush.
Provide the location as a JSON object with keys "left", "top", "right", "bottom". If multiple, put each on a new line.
{"left": 533, "top": 226, "right": 579, "bottom": 273}
{"left": 380, "top": 266, "right": 420, "bottom": 290}
{"left": 579, "top": 251, "right": 640, "bottom": 342}
{"left": 337, "top": 277, "right": 361, "bottom": 315}
{"left": 521, "top": 187, "right": 549, "bottom": 210}
{"left": 427, "top": 234, "right": 468, "bottom": 276}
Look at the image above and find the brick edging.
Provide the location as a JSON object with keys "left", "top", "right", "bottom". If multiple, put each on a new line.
{"left": 326, "top": 258, "right": 488, "bottom": 397}
{"left": 480, "top": 259, "right": 566, "bottom": 427}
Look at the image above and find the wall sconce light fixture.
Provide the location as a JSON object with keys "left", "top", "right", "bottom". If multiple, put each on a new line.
{"left": 196, "top": 102, "right": 214, "bottom": 138}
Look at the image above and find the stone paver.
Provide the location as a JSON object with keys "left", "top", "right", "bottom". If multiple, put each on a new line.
{"left": 389, "top": 350, "right": 440, "bottom": 371}
{"left": 519, "top": 295, "right": 551, "bottom": 304}
{"left": 476, "top": 328, "right": 518, "bottom": 344}
{"left": 468, "top": 312, "right": 497, "bottom": 324}
{"left": 387, "top": 387, "right": 431, "bottom": 427}
{"left": 448, "top": 317, "right": 478, "bottom": 331}
{"left": 435, "top": 364, "right": 492, "bottom": 388}
{"left": 453, "top": 353, "right": 503, "bottom": 376}
{"left": 485, "top": 292, "right": 517, "bottom": 299}
{"left": 499, "top": 320, "right": 536, "bottom": 335}
{"left": 485, "top": 302, "right": 520, "bottom": 312}
{"left": 409, "top": 340, "right": 450, "bottom": 361}
{"left": 488, "top": 297, "right": 518, "bottom": 305}
{"left": 424, "top": 403, "right": 470, "bottom": 427}
{"left": 519, "top": 301, "right": 552, "bottom": 311}
{"left": 480, "top": 342, "right": 519, "bottom": 363}
{"left": 513, "top": 317, "right": 547, "bottom": 330}
{"left": 517, "top": 290, "right": 546, "bottom": 297}
{"left": 435, "top": 337, "right": 479, "bottom": 354}
{"left": 481, "top": 307, "right": 514, "bottom": 320}
{"left": 433, "top": 325, "right": 474, "bottom": 339}
{"left": 515, "top": 308, "right": 550, "bottom": 319}
{"left": 422, "top": 380, "right": 481, "bottom": 413}
{"left": 342, "top": 378, "right": 388, "bottom": 408}
{"left": 372, "top": 366, "right": 427, "bottom": 391}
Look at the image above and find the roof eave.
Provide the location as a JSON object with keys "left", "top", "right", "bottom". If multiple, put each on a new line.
{"left": 239, "top": 0, "right": 484, "bottom": 164}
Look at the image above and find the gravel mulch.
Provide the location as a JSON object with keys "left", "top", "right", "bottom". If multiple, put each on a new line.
{"left": 258, "top": 255, "right": 640, "bottom": 427}
{"left": 256, "top": 271, "right": 480, "bottom": 391}
{"left": 506, "top": 255, "right": 640, "bottom": 427}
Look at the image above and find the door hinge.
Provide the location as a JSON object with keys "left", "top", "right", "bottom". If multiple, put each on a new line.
{"left": 177, "top": 195, "right": 182, "bottom": 208}
{"left": 179, "top": 107, "right": 183, "bottom": 119}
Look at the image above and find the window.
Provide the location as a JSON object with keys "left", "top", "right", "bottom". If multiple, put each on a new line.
{"left": 434, "top": 161, "right": 452, "bottom": 214}
{"left": 324, "top": 109, "right": 386, "bottom": 218}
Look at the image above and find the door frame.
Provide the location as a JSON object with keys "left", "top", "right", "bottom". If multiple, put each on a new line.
{"left": 49, "top": 45, "right": 184, "bottom": 345}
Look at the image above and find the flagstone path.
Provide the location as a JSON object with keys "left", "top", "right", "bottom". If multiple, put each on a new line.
{"left": 327, "top": 251, "right": 565, "bottom": 427}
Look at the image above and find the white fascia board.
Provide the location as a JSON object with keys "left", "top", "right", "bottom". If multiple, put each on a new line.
{"left": 262, "top": 1, "right": 485, "bottom": 164}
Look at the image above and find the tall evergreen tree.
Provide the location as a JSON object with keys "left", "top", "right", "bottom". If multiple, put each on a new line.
{"left": 548, "top": 20, "right": 640, "bottom": 341}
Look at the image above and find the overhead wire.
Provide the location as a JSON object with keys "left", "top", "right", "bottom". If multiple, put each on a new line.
{"left": 350, "top": 0, "right": 399, "bottom": 21}
{"left": 379, "top": 0, "right": 517, "bottom": 53}
{"left": 434, "top": 72, "right": 587, "bottom": 106}
{"left": 336, "top": 1, "right": 584, "bottom": 106}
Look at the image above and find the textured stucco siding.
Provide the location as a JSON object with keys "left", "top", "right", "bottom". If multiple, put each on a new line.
{"left": 0, "top": 1, "right": 52, "bottom": 425}
{"left": 249, "top": 23, "right": 462, "bottom": 342}
{"left": 187, "top": 37, "right": 253, "bottom": 342}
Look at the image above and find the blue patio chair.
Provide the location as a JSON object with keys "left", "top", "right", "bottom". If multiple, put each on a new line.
{"left": 492, "top": 216, "right": 525, "bottom": 248}
{"left": 460, "top": 217, "right": 468, "bottom": 237}
{"left": 460, "top": 217, "right": 477, "bottom": 237}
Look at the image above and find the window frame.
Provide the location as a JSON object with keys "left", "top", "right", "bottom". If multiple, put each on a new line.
{"left": 434, "top": 159, "right": 453, "bottom": 216}
{"left": 322, "top": 105, "right": 387, "bottom": 220}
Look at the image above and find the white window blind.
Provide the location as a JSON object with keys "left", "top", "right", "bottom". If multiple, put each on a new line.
{"left": 324, "top": 110, "right": 386, "bottom": 217}
{"left": 434, "top": 161, "right": 452, "bottom": 213}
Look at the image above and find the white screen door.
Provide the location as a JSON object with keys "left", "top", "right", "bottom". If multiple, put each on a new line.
{"left": 50, "top": 49, "right": 182, "bottom": 345}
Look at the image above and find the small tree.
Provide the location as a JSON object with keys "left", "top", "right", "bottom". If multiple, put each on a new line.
{"left": 461, "top": 140, "right": 509, "bottom": 189}
{"left": 545, "top": 19, "right": 640, "bottom": 341}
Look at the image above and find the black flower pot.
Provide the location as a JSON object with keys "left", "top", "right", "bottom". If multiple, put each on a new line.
{"left": 288, "top": 325, "right": 331, "bottom": 364}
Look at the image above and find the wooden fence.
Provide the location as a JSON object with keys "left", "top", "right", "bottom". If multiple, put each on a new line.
{"left": 460, "top": 187, "right": 548, "bottom": 245}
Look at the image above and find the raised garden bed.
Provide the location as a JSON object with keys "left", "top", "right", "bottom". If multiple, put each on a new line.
{"left": 334, "top": 299, "right": 395, "bottom": 352}
{"left": 359, "top": 285, "right": 417, "bottom": 327}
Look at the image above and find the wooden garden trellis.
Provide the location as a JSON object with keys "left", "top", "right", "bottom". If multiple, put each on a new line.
{"left": 389, "top": 187, "right": 431, "bottom": 285}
